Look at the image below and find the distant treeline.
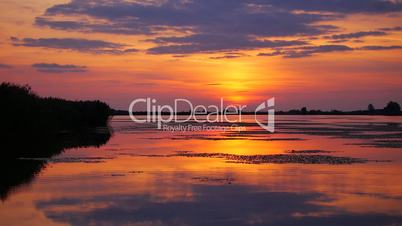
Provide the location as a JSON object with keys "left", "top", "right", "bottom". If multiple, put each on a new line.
{"left": 114, "top": 102, "right": 402, "bottom": 116}
{"left": 276, "top": 102, "right": 401, "bottom": 116}
{"left": 0, "top": 82, "right": 112, "bottom": 133}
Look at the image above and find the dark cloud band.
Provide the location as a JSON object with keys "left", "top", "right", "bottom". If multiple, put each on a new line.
{"left": 24, "top": 0, "right": 402, "bottom": 55}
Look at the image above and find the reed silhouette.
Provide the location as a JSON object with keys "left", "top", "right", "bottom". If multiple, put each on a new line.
{"left": 1, "top": 82, "right": 111, "bottom": 133}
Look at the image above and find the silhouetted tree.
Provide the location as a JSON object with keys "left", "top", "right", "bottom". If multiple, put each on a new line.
{"left": 383, "top": 101, "right": 401, "bottom": 115}
{"left": 301, "top": 107, "right": 307, "bottom": 114}
{"left": 368, "top": 104, "right": 375, "bottom": 112}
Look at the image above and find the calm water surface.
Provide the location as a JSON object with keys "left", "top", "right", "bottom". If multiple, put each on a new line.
{"left": 1, "top": 116, "right": 402, "bottom": 226}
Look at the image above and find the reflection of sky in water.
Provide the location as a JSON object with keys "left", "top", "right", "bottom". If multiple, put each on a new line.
{"left": 34, "top": 185, "right": 402, "bottom": 226}
{"left": 0, "top": 116, "right": 402, "bottom": 226}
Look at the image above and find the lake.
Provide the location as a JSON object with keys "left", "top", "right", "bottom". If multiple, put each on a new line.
{"left": 1, "top": 115, "right": 402, "bottom": 226}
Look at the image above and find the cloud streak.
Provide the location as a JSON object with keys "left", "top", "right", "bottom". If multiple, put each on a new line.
{"left": 359, "top": 45, "right": 402, "bottom": 50}
{"left": 258, "top": 45, "right": 402, "bottom": 58}
{"left": 0, "top": 63, "right": 13, "bottom": 69}
{"left": 325, "top": 31, "right": 387, "bottom": 40}
{"left": 380, "top": 26, "right": 402, "bottom": 31}
{"left": 32, "top": 63, "right": 88, "bottom": 73}
{"left": 265, "top": 0, "right": 402, "bottom": 13}
{"left": 209, "top": 52, "right": 249, "bottom": 60}
{"left": 11, "top": 37, "right": 137, "bottom": 54}
{"left": 283, "top": 45, "right": 354, "bottom": 58}
{"left": 148, "top": 35, "right": 308, "bottom": 54}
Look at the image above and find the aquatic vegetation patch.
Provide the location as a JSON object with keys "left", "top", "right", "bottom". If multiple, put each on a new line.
{"left": 174, "top": 152, "right": 367, "bottom": 164}
{"left": 137, "top": 151, "right": 369, "bottom": 165}
{"left": 192, "top": 176, "right": 235, "bottom": 184}
{"left": 287, "top": 150, "right": 335, "bottom": 154}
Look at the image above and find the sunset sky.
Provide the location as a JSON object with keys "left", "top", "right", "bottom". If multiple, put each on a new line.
{"left": 1, "top": 0, "right": 402, "bottom": 111}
